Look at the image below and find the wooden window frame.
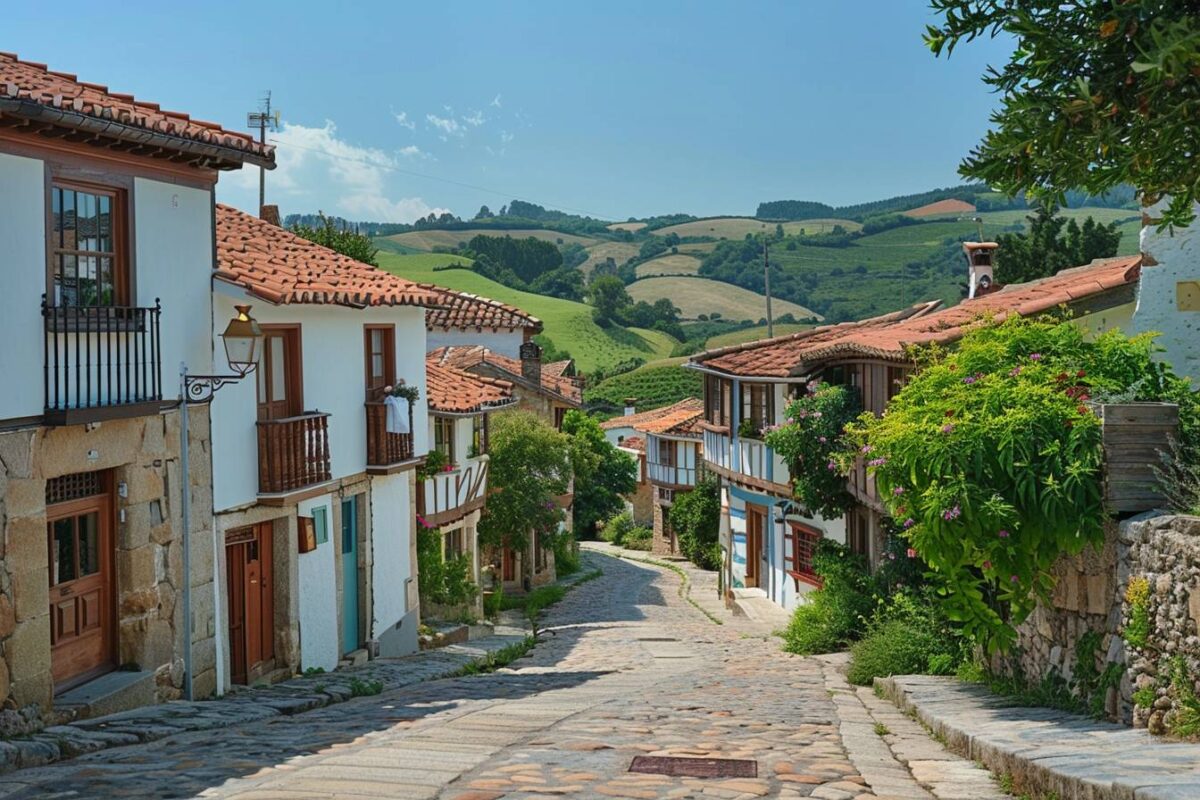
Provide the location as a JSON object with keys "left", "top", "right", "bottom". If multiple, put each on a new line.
{"left": 705, "top": 376, "right": 733, "bottom": 428}
{"left": 257, "top": 324, "right": 304, "bottom": 421}
{"left": 47, "top": 178, "right": 132, "bottom": 308}
{"left": 657, "top": 437, "right": 675, "bottom": 467}
{"left": 847, "top": 509, "right": 870, "bottom": 559}
{"left": 553, "top": 406, "right": 566, "bottom": 430}
{"left": 363, "top": 324, "right": 396, "bottom": 401}
{"left": 740, "top": 383, "right": 774, "bottom": 432}
{"left": 472, "top": 414, "right": 489, "bottom": 457}
{"left": 434, "top": 416, "right": 456, "bottom": 464}
{"left": 444, "top": 527, "right": 465, "bottom": 559}
{"left": 786, "top": 522, "right": 822, "bottom": 588}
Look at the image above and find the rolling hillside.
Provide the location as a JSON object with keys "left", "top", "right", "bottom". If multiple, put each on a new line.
{"left": 652, "top": 216, "right": 861, "bottom": 239}
{"left": 627, "top": 276, "right": 821, "bottom": 322}
{"left": 580, "top": 241, "right": 640, "bottom": 274}
{"left": 583, "top": 361, "right": 701, "bottom": 414}
{"left": 634, "top": 254, "right": 702, "bottom": 278}
{"left": 704, "top": 322, "right": 813, "bottom": 349}
{"left": 377, "top": 253, "right": 677, "bottom": 373}
{"left": 606, "top": 221, "right": 647, "bottom": 232}
{"left": 383, "top": 228, "right": 598, "bottom": 252}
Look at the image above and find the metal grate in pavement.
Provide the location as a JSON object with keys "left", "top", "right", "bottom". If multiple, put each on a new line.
{"left": 629, "top": 756, "right": 757, "bottom": 778}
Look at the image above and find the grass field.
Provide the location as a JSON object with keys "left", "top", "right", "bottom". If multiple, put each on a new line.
{"left": 377, "top": 253, "right": 677, "bottom": 374}
{"left": 584, "top": 363, "right": 702, "bottom": 412}
{"left": 676, "top": 241, "right": 718, "bottom": 255}
{"left": 382, "top": 228, "right": 598, "bottom": 252}
{"left": 627, "top": 276, "right": 821, "bottom": 322}
{"left": 704, "top": 322, "right": 813, "bottom": 349}
{"left": 652, "top": 217, "right": 862, "bottom": 239}
{"left": 607, "top": 221, "right": 647, "bottom": 232}
{"left": 579, "top": 241, "right": 639, "bottom": 275}
{"left": 634, "top": 254, "right": 702, "bottom": 278}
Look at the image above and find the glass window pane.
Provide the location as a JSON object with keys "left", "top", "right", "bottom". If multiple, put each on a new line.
{"left": 57, "top": 254, "right": 78, "bottom": 306}
{"left": 270, "top": 337, "right": 286, "bottom": 402}
{"left": 256, "top": 362, "right": 267, "bottom": 404}
{"left": 99, "top": 257, "right": 114, "bottom": 305}
{"left": 371, "top": 353, "right": 384, "bottom": 380}
{"left": 78, "top": 513, "right": 100, "bottom": 577}
{"left": 52, "top": 518, "right": 76, "bottom": 585}
{"left": 98, "top": 195, "right": 111, "bottom": 252}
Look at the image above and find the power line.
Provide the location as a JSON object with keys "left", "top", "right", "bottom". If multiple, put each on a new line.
{"left": 266, "top": 136, "right": 619, "bottom": 221}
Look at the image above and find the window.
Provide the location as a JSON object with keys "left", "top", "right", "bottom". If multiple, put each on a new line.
{"left": 705, "top": 376, "right": 732, "bottom": 427}
{"left": 363, "top": 325, "right": 395, "bottom": 399}
{"left": 553, "top": 406, "right": 567, "bottom": 430}
{"left": 886, "top": 366, "right": 908, "bottom": 401}
{"left": 786, "top": 522, "right": 821, "bottom": 585}
{"left": 444, "top": 527, "right": 464, "bottom": 559}
{"left": 741, "top": 383, "right": 773, "bottom": 432}
{"left": 472, "top": 414, "right": 488, "bottom": 457}
{"left": 434, "top": 417, "right": 456, "bottom": 464}
{"left": 656, "top": 437, "right": 675, "bottom": 467}
{"left": 257, "top": 326, "right": 302, "bottom": 421}
{"left": 847, "top": 510, "right": 870, "bottom": 558}
{"left": 51, "top": 183, "right": 126, "bottom": 307}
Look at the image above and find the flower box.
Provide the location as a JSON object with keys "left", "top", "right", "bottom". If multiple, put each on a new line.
{"left": 1095, "top": 402, "right": 1179, "bottom": 513}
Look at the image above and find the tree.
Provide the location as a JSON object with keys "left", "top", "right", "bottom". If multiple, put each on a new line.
{"left": 560, "top": 411, "right": 637, "bottom": 538}
{"left": 529, "top": 267, "right": 585, "bottom": 301}
{"left": 927, "top": 1, "right": 1200, "bottom": 227}
{"left": 290, "top": 214, "right": 378, "bottom": 266}
{"left": 589, "top": 276, "right": 632, "bottom": 326}
{"left": 994, "top": 206, "right": 1122, "bottom": 285}
{"left": 477, "top": 412, "right": 572, "bottom": 585}
{"left": 474, "top": 205, "right": 494, "bottom": 220}
{"left": 669, "top": 475, "right": 721, "bottom": 570}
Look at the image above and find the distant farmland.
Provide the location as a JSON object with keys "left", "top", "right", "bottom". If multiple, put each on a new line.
{"left": 634, "top": 254, "right": 702, "bottom": 278}
{"left": 383, "top": 228, "right": 598, "bottom": 252}
{"left": 607, "top": 221, "right": 647, "bottom": 232}
{"left": 652, "top": 217, "right": 861, "bottom": 239}
{"left": 628, "top": 276, "right": 821, "bottom": 322}
{"left": 579, "top": 241, "right": 639, "bottom": 274}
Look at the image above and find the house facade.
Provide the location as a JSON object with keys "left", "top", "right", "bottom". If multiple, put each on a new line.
{"left": 689, "top": 252, "right": 1142, "bottom": 611}
{"left": 0, "top": 54, "right": 272, "bottom": 715}
{"left": 210, "top": 205, "right": 440, "bottom": 688}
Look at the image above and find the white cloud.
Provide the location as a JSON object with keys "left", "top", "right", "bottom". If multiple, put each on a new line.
{"left": 463, "top": 110, "right": 485, "bottom": 127}
{"left": 392, "top": 109, "right": 415, "bottom": 130}
{"left": 426, "top": 113, "right": 462, "bottom": 138}
{"left": 490, "top": 94, "right": 502, "bottom": 108}
{"left": 500, "top": 130, "right": 514, "bottom": 144}
{"left": 398, "top": 144, "right": 428, "bottom": 159}
{"left": 217, "top": 119, "right": 447, "bottom": 223}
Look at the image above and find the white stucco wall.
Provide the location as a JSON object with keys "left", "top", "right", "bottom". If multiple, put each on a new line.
{"left": 427, "top": 328, "right": 524, "bottom": 359}
{"left": 211, "top": 292, "right": 428, "bottom": 512}
{"left": 369, "top": 472, "right": 413, "bottom": 641}
{"left": 297, "top": 494, "right": 339, "bottom": 672}
{"left": 1136, "top": 201, "right": 1200, "bottom": 384}
{"left": 603, "top": 423, "right": 638, "bottom": 447}
{"left": 0, "top": 154, "right": 214, "bottom": 420}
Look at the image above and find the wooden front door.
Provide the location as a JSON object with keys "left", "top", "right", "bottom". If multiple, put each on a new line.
{"left": 340, "top": 499, "right": 360, "bottom": 655}
{"left": 745, "top": 505, "right": 765, "bottom": 588}
{"left": 226, "top": 523, "right": 275, "bottom": 685}
{"left": 48, "top": 491, "right": 114, "bottom": 690}
{"left": 502, "top": 547, "right": 517, "bottom": 582}
{"left": 257, "top": 327, "right": 302, "bottom": 421}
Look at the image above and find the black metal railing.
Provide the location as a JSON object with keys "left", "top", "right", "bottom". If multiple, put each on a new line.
{"left": 43, "top": 296, "right": 163, "bottom": 414}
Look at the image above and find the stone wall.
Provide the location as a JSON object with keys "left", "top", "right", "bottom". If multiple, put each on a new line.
{"left": 0, "top": 407, "right": 213, "bottom": 723}
{"left": 652, "top": 500, "right": 675, "bottom": 556}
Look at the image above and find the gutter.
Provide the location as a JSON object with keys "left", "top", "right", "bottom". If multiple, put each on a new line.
{"left": 683, "top": 361, "right": 809, "bottom": 383}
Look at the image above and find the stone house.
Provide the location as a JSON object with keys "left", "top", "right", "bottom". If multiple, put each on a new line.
{"left": 688, "top": 252, "right": 1143, "bottom": 611}
{"left": 0, "top": 53, "right": 272, "bottom": 719}
{"left": 210, "top": 205, "right": 441, "bottom": 687}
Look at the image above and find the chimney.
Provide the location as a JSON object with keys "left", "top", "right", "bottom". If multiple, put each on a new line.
{"left": 623, "top": 397, "right": 637, "bottom": 417}
{"left": 963, "top": 241, "right": 999, "bottom": 299}
{"left": 519, "top": 341, "right": 542, "bottom": 385}
{"left": 260, "top": 204, "right": 281, "bottom": 227}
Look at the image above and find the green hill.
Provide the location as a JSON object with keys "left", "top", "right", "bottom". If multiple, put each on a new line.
{"left": 583, "top": 363, "right": 702, "bottom": 414}
{"left": 377, "top": 253, "right": 678, "bottom": 374}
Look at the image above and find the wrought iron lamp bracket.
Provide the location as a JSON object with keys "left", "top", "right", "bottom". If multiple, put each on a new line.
{"left": 183, "top": 373, "right": 251, "bottom": 404}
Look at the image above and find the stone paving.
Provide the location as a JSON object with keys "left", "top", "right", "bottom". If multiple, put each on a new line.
{"left": 0, "top": 552, "right": 1001, "bottom": 799}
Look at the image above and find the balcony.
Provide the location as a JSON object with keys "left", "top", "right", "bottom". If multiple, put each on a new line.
{"left": 646, "top": 460, "right": 698, "bottom": 488}
{"left": 701, "top": 425, "right": 732, "bottom": 472}
{"left": 42, "top": 299, "right": 163, "bottom": 425}
{"left": 256, "top": 412, "right": 332, "bottom": 497}
{"left": 365, "top": 401, "right": 415, "bottom": 473}
{"left": 419, "top": 456, "right": 489, "bottom": 525}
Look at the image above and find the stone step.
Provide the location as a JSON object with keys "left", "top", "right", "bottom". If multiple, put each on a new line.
{"left": 55, "top": 670, "right": 156, "bottom": 721}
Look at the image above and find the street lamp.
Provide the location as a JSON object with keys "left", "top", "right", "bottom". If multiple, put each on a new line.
{"left": 179, "top": 305, "right": 264, "bottom": 700}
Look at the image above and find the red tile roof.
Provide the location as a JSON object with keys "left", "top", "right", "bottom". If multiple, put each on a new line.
{"left": 543, "top": 360, "right": 574, "bottom": 379}
{"left": 600, "top": 399, "right": 705, "bottom": 438}
{"left": 425, "top": 356, "right": 514, "bottom": 414}
{"left": 619, "top": 435, "right": 645, "bottom": 453}
{"left": 0, "top": 52, "right": 274, "bottom": 170}
{"left": 690, "top": 257, "right": 1141, "bottom": 378}
{"left": 215, "top": 205, "right": 444, "bottom": 309}
{"left": 425, "top": 289, "right": 542, "bottom": 333}
{"left": 428, "top": 345, "right": 583, "bottom": 405}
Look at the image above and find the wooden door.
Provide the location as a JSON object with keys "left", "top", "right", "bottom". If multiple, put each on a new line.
{"left": 257, "top": 327, "right": 301, "bottom": 421}
{"left": 745, "top": 505, "right": 765, "bottom": 588}
{"left": 340, "top": 499, "right": 360, "bottom": 655}
{"left": 363, "top": 325, "right": 395, "bottom": 400}
{"left": 502, "top": 547, "right": 517, "bottom": 582}
{"left": 226, "top": 523, "right": 275, "bottom": 685}
{"left": 48, "top": 492, "right": 114, "bottom": 690}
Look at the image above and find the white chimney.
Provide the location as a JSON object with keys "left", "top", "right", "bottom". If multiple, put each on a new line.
{"left": 963, "top": 241, "right": 999, "bottom": 299}
{"left": 624, "top": 397, "right": 637, "bottom": 416}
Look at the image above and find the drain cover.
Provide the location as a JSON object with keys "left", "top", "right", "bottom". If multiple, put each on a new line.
{"left": 629, "top": 756, "right": 757, "bottom": 778}
{"left": 637, "top": 637, "right": 678, "bottom": 642}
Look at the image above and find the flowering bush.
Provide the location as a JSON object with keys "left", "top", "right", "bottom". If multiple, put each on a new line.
{"left": 765, "top": 382, "right": 861, "bottom": 518}
{"left": 843, "top": 315, "right": 1196, "bottom": 652}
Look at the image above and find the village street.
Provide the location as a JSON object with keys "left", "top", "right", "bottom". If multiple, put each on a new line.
{"left": 0, "top": 552, "right": 1003, "bottom": 800}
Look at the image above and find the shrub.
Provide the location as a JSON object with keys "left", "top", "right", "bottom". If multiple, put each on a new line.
{"left": 417, "top": 528, "right": 478, "bottom": 608}
{"left": 765, "top": 382, "right": 861, "bottom": 518}
{"left": 599, "top": 511, "right": 635, "bottom": 545}
{"left": 553, "top": 534, "right": 581, "bottom": 576}
{"left": 782, "top": 540, "right": 874, "bottom": 655}
{"left": 846, "top": 593, "right": 967, "bottom": 686}
{"left": 623, "top": 526, "right": 653, "bottom": 551}
{"left": 670, "top": 475, "right": 722, "bottom": 570}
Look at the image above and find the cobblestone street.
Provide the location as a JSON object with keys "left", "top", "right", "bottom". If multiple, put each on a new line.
{"left": 0, "top": 552, "right": 1002, "bottom": 800}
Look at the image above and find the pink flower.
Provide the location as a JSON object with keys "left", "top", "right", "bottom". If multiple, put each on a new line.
{"left": 983, "top": 560, "right": 992, "bottom": 570}
{"left": 812, "top": 411, "right": 822, "bottom": 419}
{"left": 998, "top": 529, "right": 1010, "bottom": 539}
{"left": 1029, "top": 353, "right": 1043, "bottom": 362}
{"left": 893, "top": 487, "right": 905, "bottom": 496}
{"left": 861, "top": 445, "right": 873, "bottom": 454}
{"left": 941, "top": 423, "right": 955, "bottom": 434}
{"left": 1010, "top": 574, "right": 1020, "bottom": 583}
{"left": 1009, "top": 366, "right": 1022, "bottom": 377}
{"left": 887, "top": 552, "right": 896, "bottom": 560}
{"left": 826, "top": 461, "right": 837, "bottom": 471}
{"left": 416, "top": 514, "right": 433, "bottom": 529}
{"left": 942, "top": 505, "right": 962, "bottom": 521}
{"left": 906, "top": 548, "right": 917, "bottom": 559}
{"left": 867, "top": 457, "right": 887, "bottom": 467}
{"left": 818, "top": 436, "right": 828, "bottom": 443}
{"left": 903, "top": 518, "right": 915, "bottom": 529}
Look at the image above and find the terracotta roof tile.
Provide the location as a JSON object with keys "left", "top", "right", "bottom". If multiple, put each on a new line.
{"left": 619, "top": 435, "right": 645, "bottom": 453}
{"left": 425, "top": 289, "right": 542, "bottom": 333}
{"left": 425, "top": 356, "right": 514, "bottom": 414}
{"left": 600, "top": 399, "right": 704, "bottom": 438}
{"left": 428, "top": 345, "right": 583, "bottom": 406}
{"left": 543, "top": 360, "right": 574, "bottom": 379}
{"left": 0, "top": 52, "right": 273, "bottom": 169}
{"left": 215, "top": 205, "right": 444, "bottom": 309}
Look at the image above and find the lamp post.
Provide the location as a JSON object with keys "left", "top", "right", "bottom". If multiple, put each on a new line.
{"left": 179, "top": 304, "right": 263, "bottom": 701}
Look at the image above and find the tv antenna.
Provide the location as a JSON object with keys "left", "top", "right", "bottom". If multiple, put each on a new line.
{"left": 247, "top": 92, "right": 281, "bottom": 213}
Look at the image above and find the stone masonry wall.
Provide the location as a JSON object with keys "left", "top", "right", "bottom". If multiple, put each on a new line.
{"left": 652, "top": 500, "right": 675, "bottom": 556}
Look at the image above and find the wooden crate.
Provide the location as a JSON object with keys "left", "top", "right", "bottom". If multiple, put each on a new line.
{"left": 1095, "top": 402, "right": 1180, "bottom": 513}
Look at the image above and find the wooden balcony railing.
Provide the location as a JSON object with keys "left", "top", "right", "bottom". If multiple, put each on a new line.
{"left": 365, "top": 401, "right": 414, "bottom": 468}
{"left": 647, "top": 461, "right": 698, "bottom": 488}
{"left": 256, "top": 412, "right": 332, "bottom": 495}
{"left": 42, "top": 298, "right": 162, "bottom": 423}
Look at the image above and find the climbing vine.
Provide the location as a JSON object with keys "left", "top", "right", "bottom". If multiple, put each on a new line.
{"left": 765, "top": 382, "right": 861, "bottom": 518}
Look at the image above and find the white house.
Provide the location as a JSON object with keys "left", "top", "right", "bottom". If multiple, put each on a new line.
{"left": 210, "top": 205, "right": 440, "bottom": 687}
{"left": 0, "top": 53, "right": 271, "bottom": 716}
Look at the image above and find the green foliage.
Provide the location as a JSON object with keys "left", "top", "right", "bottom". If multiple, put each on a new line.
{"left": 553, "top": 535, "right": 581, "bottom": 576}
{"left": 845, "top": 315, "right": 1197, "bottom": 653}
{"left": 598, "top": 510, "right": 635, "bottom": 544}
{"left": 1133, "top": 683, "right": 1158, "bottom": 710}
{"left": 465, "top": 234, "right": 563, "bottom": 284}
{"left": 483, "top": 583, "right": 504, "bottom": 620}
{"left": 622, "top": 525, "right": 653, "bottom": 551}
{"left": 561, "top": 410, "right": 638, "bottom": 537}
{"left": 926, "top": 1, "right": 1200, "bottom": 228}
{"left": 765, "top": 382, "right": 861, "bottom": 518}
{"left": 846, "top": 593, "right": 968, "bottom": 686}
{"left": 589, "top": 276, "right": 633, "bottom": 327}
{"left": 477, "top": 412, "right": 571, "bottom": 555}
{"left": 782, "top": 541, "right": 875, "bottom": 655}
{"left": 1165, "top": 657, "right": 1200, "bottom": 737}
{"left": 669, "top": 475, "right": 723, "bottom": 570}
{"left": 1073, "top": 630, "right": 1126, "bottom": 718}
{"left": 1124, "top": 577, "right": 1152, "bottom": 650}
{"left": 584, "top": 365, "right": 702, "bottom": 413}
{"left": 417, "top": 449, "right": 449, "bottom": 481}
{"left": 758, "top": 184, "right": 991, "bottom": 222}
{"left": 416, "top": 528, "right": 478, "bottom": 608}
{"left": 1154, "top": 437, "right": 1200, "bottom": 516}
{"left": 290, "top": 214, "right": 379, "bottom": 266}
{"left": 994, "top": 206, "right": 1122, "bottom": 285}
{"left": 348, "top": 677, "right": 383, "bottom": 697}
{"left": 455, "top": 636, "right": 537, "bottom": 676}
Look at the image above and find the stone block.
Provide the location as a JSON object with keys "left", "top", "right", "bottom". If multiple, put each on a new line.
{"left": 10, "top": 566, "right": 48, "bottom": 625}
{"left": 123, "top": 465, "right": 165, "bottom": 505}
{"left": 6, "top": 514, "right": 48, "bottom": 569}
{"left": 140, "top": 416, "right": 167, "bottom": 459}
{"left": 0, "top": 595, "right": 15, "bottom": 639}
{"left": 1188, "top": 586, "right": 1200, "bottom": 636}
{"left": 37, "top": 418, "right": 146, "bottom": 478}
{"left": 120, "top": 617, "right": 174, "bottom": 668}
{"left": 0, "top": 431, "right": 34, "bottom": 480}
{"left": 1085, "top": 574, "right": 1110, "bottom": 615}
{"left": 6, "top": 617, "right": 51, "bottom": 707}
{"left": 117, "top": 546, "right": 155, "bottom": 595}
{"left": 3, "top": 480, "right": 44, "bottom": 520}
{"left": 119, "top": 503, "right": 152, "bottom": 551}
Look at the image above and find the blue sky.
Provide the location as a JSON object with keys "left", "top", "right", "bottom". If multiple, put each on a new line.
{"left": 8, "top": 1, "right": 1013, "bottom": 223}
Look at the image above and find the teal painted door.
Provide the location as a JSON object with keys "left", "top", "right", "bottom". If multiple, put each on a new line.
{"left": 340, "top": 499, "right": 359, "bottom": 655}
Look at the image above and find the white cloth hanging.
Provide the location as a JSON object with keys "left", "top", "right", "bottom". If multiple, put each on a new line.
{"left": 384, "top": 395, "right": 410, "bottom": 434}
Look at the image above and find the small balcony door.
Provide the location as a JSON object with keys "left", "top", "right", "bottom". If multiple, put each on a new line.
{"left": 363, "top": 325, "right": 395, "bottom": 401}
{"left": 257, "top": 327, "right": 302, "bottom": 421}
{"left": 744, "top": 504, "right": 766, "bottom": 589}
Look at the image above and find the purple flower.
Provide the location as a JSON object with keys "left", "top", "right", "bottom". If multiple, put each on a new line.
{"left": 942, "top": 504, "right": 962, "bottom": 521}
{"left": 818, "top": 436, "right": 828, "bottom": 444}
{"left": 867, "top": 457, "right": 887, "bottom": 467}
{"left": 861, "top": 445, "right": 873, "bottom": 454}
{"left": 826, "top": 461, "right": 837, "bottom": 471}
{"left": 1009, "top": 366, "right": 1022, "bottom": 377}
{"left": 812, "top": 411, "right": 822, "bottom": 419}
{"left": 998, "top": 529, "right": 1010, "bottom": 539}
{"left": 903, "top": 518, "right": 915, "bottom": 529}
{"left": 1010, "top": 574, "right": 1020, "bottom": 584}
{"left": 941, "top": 423, "right": 955, "bottom": 434}
{"left": 963, "top": 375, "right": 977, "bottom": 385}
{"left": 1029, "top": 353, "right": 1043, "bottom": 362}
{"left": 544, "top": 501, "right": 555, "bottom": 510}
{"left": 893, "top": 487, "right": 905, "bottom": 496}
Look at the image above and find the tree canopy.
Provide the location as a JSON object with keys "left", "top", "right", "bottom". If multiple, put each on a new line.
{"left": 927, "top": 1, "right": 1200, "bottom": 227}
{"left": 993, "top": 206, "right": 1122, "bottom": 285}
{"left": 560, "top": 411, "right": 637, "bottom": 537}
{"left": 290, "top": 214, "right": 379, "bottom": 266}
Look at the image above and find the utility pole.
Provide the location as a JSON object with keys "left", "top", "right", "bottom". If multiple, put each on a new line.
{"left": 247, "top": 92, "right": 280, "bottom": 212}
{"left": 763, "top": 238, "right": 774, "bottom": 338}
